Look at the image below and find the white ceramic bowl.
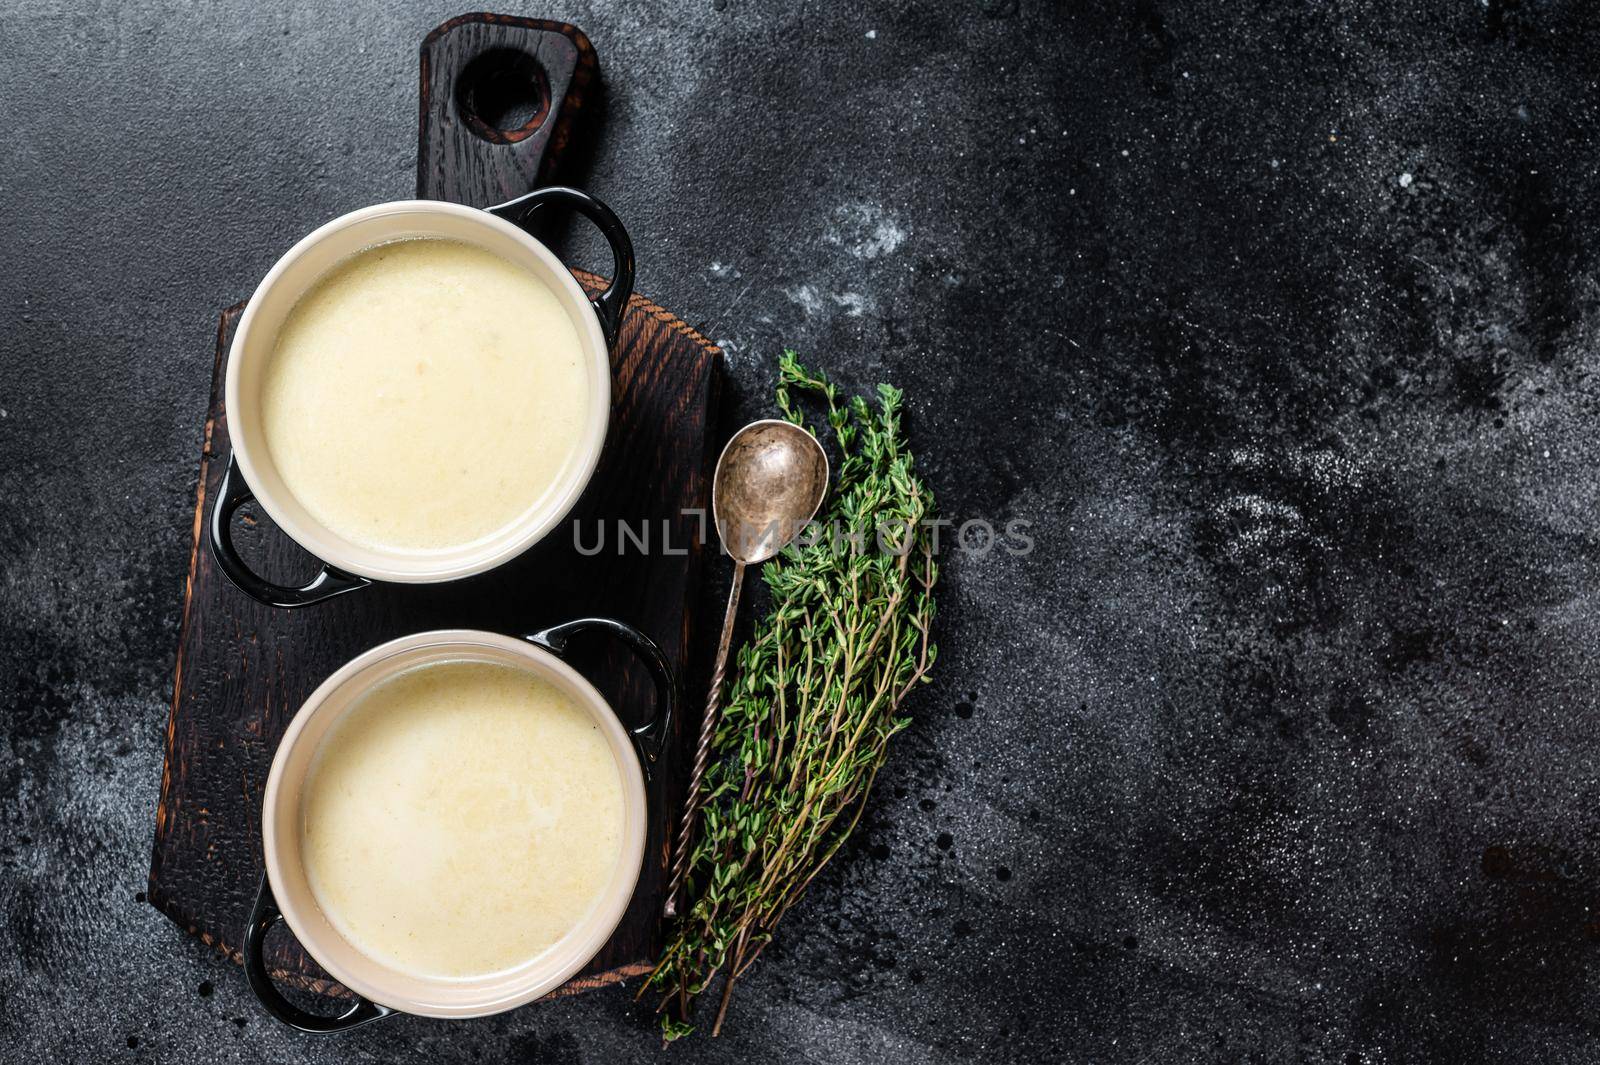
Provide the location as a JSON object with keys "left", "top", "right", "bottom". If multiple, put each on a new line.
{"left": 210, "top": 191, "right": 633, "bottom": 606}
{"left": 244, "top": 620, "right": 672, "bottom": 1029}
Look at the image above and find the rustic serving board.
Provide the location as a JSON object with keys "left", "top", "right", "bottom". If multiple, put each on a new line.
{"left": 149, "top": 15, "right": 720, "bottom": 1003}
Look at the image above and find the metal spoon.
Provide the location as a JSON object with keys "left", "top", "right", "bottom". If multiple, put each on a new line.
{"left": 663, "top": 419, "right": 829, "bottom": 918}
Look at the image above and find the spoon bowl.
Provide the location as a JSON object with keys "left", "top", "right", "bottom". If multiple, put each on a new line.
{"left": 712, "top": 419, "right": 830, "bottom": 563}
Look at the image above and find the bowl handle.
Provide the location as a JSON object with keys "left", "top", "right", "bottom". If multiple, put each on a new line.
{"left": 243, "top": 874, "right": 395, "bottom": 1033}
{"left": 208, "top": 452, "right": 372, "bottom": 608}
{"left": 525, "top": 617, "right": 676, "bottom": 781}
{"left": 486, "top": 186, "right": 636, "bottom": 347}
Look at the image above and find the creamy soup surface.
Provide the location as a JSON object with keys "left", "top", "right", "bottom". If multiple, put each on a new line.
{"left": 262, "top": 238, "right": 590, "bottom": 552}
{"left": 301, "top": 660, "right": 624, "bottom": 979}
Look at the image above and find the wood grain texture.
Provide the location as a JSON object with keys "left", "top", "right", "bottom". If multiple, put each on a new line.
{"left": 148, "top": 15, "right": 721, "bottom": 1005}
{"left": 418, "top": 14, "right": 599, "bottom": 207}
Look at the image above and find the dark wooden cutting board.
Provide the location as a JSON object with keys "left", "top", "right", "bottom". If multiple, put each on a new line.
{"left": 148, "top": 14, "right": 720, "bottom": 1002}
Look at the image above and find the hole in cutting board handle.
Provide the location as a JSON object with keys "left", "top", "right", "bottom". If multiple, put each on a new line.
{"left": 455, "top": 48, "right": 552, "bottom": 143}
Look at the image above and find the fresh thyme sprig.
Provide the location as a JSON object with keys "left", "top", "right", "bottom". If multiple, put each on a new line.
{"left": 644, "top": 352, "right": 939, "bottom": 1039}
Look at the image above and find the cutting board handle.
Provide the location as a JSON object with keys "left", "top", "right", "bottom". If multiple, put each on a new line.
{"left": 417, "top": 14, "right": 599, "bottom": 206}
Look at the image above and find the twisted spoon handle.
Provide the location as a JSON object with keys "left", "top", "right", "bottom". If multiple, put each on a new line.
{"left": 664, "top": 561, "right": 747, "bottom": 918}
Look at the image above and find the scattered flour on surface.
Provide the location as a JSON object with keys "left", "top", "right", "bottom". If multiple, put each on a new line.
{"left": 1226, "top": 446, "right": 1367, "bottom": 494}
{"left": 833, "top": 292, "right": 870, "bottom": 316}
{"left": 824, "top": 202, "right": 907, "bottom": 259}
{"left": 1209, "top": 446, "right": 1371, "bottom": 563}
{"left": 785, "top": 284, "right": 826, "bottom": 315}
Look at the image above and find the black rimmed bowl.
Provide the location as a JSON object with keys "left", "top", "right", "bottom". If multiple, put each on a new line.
{"left": 246, "top": 617, "right": 674, "bottom": 1031}
{"left": 210, "top": 188, "right": 633, "bottom": 607}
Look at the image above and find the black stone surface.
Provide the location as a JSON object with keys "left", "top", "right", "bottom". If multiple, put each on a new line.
{"left": 5, "top": 1, "right": 1600, "bottom": 1061}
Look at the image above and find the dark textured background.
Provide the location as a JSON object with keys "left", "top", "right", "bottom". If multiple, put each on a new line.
{"left": 5, "top": 0, "right": 1600, "bottom": 1061}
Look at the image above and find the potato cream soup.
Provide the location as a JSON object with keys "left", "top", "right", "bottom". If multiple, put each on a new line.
{"left": 300, "top": 660, "right": 624, "bottom": 979}
{"left": 260, "top": 238, "right": 589, "bottom": 552}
